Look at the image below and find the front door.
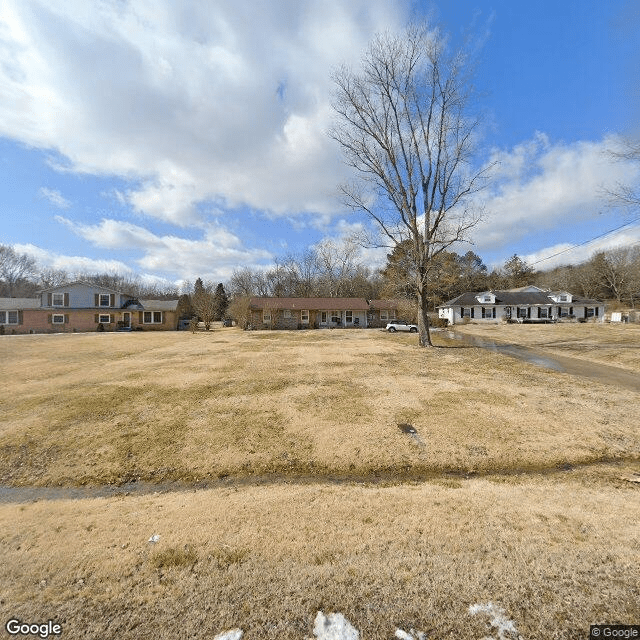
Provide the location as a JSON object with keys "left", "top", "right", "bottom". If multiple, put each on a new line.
{"left": 122, "top": 312, "right": 131, "bottom": 328}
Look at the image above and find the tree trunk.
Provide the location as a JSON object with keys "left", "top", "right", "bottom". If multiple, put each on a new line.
{"left": 417, "top": 288, "right": 433, "bottom": 347}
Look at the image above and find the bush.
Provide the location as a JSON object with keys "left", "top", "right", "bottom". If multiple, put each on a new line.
{"left": 96, "top": 323, "right": 104, "bottom": 332}
{"left": 189, "top": 318, "right": 199, "bottom": 333}
{"left": 429, "top": 316, "right": 448, "bottom": 328}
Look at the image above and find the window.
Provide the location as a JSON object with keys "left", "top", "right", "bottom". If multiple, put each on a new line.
{"left": 301, "top": 310, "right": 309, "bottom": 324}
{"left": 559, "top": 307, "right": 569, "bottom": 317}
{"left": 482, "top": 307, "right": 495, "bottom": 319}
{"left": 345, "top": 311, "right": 353, "bottom": 323}
{"left": 0, "top": 310, "right": 19, "bottom": 324}
{"left": 483, "top": 295, "right": 492, "bottom": 302}
{"left": 262, "top": 310, "right": 271, "bottom": 323}
{"left": 331, "top": 311, "right": 340, "bottom": 323}
{"left": 380, "top": 310, "right": 389, "bottom": 321}
{"left": 99, "top": 294, "right": 111, "bottom": 307}
{"left": 559, "top": 295, "right": 568, "bottom": 302}
{"left": 517, "top": 307, "right": 528, "bottom": 318}
{"left": 585, "top": 307, "right": 598, "bottom": 318}
{"left": 461, "top": 307, "right": 471, "bottom": 318}
{"left": 143, "top": 311, "right": 163, "bottom": 324}
{"left": 283, "top": 309, "right": 292, "bottom": 319}
{"left": 52, "top": 314, "right": 65, "bottom": 324}
{"left": 99, "top": 314, "right": 111, "bottom": 324}
{"left": 321, "top": 311, "right": 327, "bottom": 323}
{"left": 539, "top": 307, "right": 549, "bottom": 318}
{"left": 52, "top": 293, "right": 64, "bottom": 306}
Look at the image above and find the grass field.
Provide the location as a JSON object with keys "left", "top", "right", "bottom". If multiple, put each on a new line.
{"left": 1, "top": 327, "right": 639, "bottom": 638}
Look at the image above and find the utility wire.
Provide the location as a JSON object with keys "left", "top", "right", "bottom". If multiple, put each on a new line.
{"left": 529, "top": 216, "right": 640, "bottom": 267}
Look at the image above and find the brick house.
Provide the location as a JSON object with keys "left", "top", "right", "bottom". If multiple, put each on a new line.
{"left": 0, "top": 281, "right": 179, "bottom": 334}
{"left": 248, "top": 297, "right": 400, "bottom": 329}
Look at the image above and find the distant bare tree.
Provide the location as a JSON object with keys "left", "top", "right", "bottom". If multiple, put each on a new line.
{"left": 227, "top": 296, "right": 253, "bottom": 329}
{"left": 192, "top": 281, "right": 216, "bottom": 330}
{"left": 331, "top": 23, "right": 490, "bottom": 346}
{"left": 0, "top": 245, "right": 37, "bottom": 297}
{"left": 38, "top": 268, "right": 70, "bottom": 289}
{"left": 607, "top": 137, "right": 640, "bottom": 210}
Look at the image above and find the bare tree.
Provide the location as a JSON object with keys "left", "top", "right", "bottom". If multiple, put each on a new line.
{"left": 331, "top": 24, "right": 490, "bottom": 346}
{"left": 0, "top": 245, "right": 37, "bottom": 297}
{"left": 192, "top": 279, "right": 216, "bottom": 330}
{"left": 607, "top": 137, "right": 640, "bottom": 210}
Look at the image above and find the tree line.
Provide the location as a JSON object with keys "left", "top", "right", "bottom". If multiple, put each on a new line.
{"left": 2, "top": 240, "right": 639, "bottom": 324}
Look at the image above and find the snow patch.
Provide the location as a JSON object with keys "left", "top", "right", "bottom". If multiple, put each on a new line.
{"left": 469, "top": 603, "right": 521, "bottom": 639}
{"left": 395, "top": 628, "right": 426, "bottom": 640}
{"left": 313, "top": 611, "right": 359, "bottom": 640}
{"left": 213, "top": 630, "right": 243, "bottom": 640}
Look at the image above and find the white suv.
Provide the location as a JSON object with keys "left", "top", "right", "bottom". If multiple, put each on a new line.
{"left": 385, "top": 320, "right": 418, "bottom": 333}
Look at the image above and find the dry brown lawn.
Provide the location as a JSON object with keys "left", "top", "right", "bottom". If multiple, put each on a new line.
{"left": 1, "top": 466, "right": 639, "bottom": 639}
{"left": 1, "top": 328, "right": 638, "bottom": 486}
{"left": 453, "top": 322, "right": 640, "bottom": 374}
{"left": 0, "top": 328, "right": 639, "bottom": 638}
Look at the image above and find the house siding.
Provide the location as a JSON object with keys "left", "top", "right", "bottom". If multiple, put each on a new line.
{"left": 2, "top": 282, "right": 179, "bottom": 334}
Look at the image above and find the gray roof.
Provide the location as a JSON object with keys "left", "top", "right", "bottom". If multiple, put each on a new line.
{"left": 138, "top": 299, "right": 179, "bottom": 311}
{"left": 440, "top": 290, "right": 603, "bottom": 307}
{"left": 0, "top": 298, "right": 40, "bottom": 310}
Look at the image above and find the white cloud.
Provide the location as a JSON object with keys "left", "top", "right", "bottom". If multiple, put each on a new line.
{"left": 39, "top": 187, "right": 71, "bottom": 209}
{"left": 0, "top": 0, "right": 410, "bottom": 225}
{"left": 471, "top": 134, "right": 640, "bottom": 253}
{"left": 13, "top": 242, "right": 134, "bottom": 276}
{"left": 54, "top": 216, "right": 273, "bottom": 282}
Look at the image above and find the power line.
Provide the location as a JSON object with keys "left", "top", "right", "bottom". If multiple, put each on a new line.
{"left": 529, "top": 216, "right": 640, "bottom": 267}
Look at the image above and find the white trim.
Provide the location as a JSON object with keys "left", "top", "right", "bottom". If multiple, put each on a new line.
{"left": 301, "top": 310, "right": 309, "bottom": 324}
{"left": 99, "top": 294, "right": 111, "bottom": 307}
{"left": 98, "top": 314, "right": 111, "bottom": 324}
{"left": 0, "top": 310, "right": 19, "bottom": 324}
{"left": 52, "top": 293, "right": 65, "bottom": 306}
{"left": 143, "top": 311, "right": 163, "bottom": 324}
{"left": 52, "top": 314, "right": 65, "bottom": 324}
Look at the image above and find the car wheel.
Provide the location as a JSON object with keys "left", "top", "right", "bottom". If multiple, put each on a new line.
{"left": 409, "top": 327, "right": 418, "bottom": 333}
{"left": 388, "top": 327, "right": 396, "bottom": 332}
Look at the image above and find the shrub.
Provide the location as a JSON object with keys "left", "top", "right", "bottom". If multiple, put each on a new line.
{"left": 96, "top": 323, "right": 105, "bottom": 332}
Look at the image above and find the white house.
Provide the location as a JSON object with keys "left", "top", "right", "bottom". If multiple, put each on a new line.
{"left": 438, "top": 286, "right": 605, "bottom": 325}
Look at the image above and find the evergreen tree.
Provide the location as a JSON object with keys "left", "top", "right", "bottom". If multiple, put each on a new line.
{"left": 213, "top": 283, "right": 229, "bottom": 321}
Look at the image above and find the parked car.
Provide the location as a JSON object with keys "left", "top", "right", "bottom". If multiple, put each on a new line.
{"left": 386, "top": 320, "right": 418, "bottom": 333}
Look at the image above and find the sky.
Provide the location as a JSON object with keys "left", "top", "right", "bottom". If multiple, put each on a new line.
{"left": 1, "top": 0, "right": 640, "bottom": 289}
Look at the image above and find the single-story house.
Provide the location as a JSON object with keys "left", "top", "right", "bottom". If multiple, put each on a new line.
{"left": 438, "top": 286, "right": 605, "bottom": 325}
{"left": 248, "top": 297, "right": 400, "bottom": 329}
{"left": 0, "top": 281, "right": 180, "bottom": 334}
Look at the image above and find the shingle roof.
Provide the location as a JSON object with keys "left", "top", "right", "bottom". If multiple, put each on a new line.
{"left": 439, "top": 290, "right": 602, "bottom": 307}
{"left": 368, "top": 299, "right": 400, "bottom": 309}
{"left": 0, "top": 298, "right": 40, "bottom": 310}
{"left": 138, "top": 299, "right": 179, "bottom": 311}
{"left": 250, "top": 297, "right": 371, "bottom": 311}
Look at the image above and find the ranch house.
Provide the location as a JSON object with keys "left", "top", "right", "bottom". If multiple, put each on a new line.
{"left": 248, "top": 298, "right": 400, "bottom": 329}
{"left": 438, "top": 286, "right": 605, "bottom": 325}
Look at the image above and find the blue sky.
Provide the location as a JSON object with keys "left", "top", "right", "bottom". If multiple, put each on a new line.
{"left": 1, "top": 0, "right": 639, "bottom": 288}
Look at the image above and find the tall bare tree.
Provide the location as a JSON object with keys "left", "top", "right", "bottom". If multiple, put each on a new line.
{"left": 331, "top": 24, "right": 490, "bottom": 346}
